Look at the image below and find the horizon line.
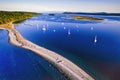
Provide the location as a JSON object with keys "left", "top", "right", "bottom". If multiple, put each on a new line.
{"left": 0, "top": 10, "right": 120, "bottom": 14}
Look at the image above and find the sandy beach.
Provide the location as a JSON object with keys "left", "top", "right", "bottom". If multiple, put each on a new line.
{"left": 0, "top": 24, "right": 94, "bottom": 80}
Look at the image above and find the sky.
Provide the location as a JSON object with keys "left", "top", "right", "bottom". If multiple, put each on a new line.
{"left": 0, "top": 0, "right": 120, "bottom": 13}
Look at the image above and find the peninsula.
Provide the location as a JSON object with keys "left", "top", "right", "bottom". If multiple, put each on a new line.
{"left": 0, "top": 11, "right": 94, "bottom": 80}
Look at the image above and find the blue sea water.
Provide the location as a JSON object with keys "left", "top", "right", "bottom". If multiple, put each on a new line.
{"left": 0, "top": 30, "right": 67, "bottom": 80}
{"left": 15, "top": 13, "right": 120, "bottom": 80}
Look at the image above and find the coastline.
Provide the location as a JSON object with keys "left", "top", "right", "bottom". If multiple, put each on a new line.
{"left": 0, "top": 23, "right": 94, "bottom": 80}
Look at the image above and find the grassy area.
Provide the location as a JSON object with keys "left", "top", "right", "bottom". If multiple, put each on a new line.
{"left": 0, "top": 11, "right": 38, "bottom": 24}
{"left": 74, "top": 16, "right": 104, "bottom": 20}
{"left": 0, "top": 11, "right": 39, "bottom": 43}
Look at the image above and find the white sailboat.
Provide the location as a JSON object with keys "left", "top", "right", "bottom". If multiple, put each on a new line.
{"left": 94, "top": 35, "right": 97, "bottom": 43}
{"left": 68, "top": 30, "right": 71, "bottom": 35}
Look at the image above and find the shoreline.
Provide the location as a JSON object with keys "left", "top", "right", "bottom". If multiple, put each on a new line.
{"left": 0, "top": 24, "right": 94, "bottom": 80}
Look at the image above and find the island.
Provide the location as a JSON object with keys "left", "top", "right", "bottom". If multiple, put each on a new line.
{"left": 0, "top": 11, "right": 94, "bottom": 80}
{"left": 74, "top": 16, "right": 104, "bottom": 20}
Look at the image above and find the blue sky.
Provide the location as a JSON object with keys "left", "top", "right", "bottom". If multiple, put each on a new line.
{"left": 0, "top": 0, "right": 120, "bottom": 13}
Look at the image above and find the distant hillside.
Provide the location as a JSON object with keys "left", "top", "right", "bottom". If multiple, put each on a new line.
{"left": 63, "top": 12, "right": 120, "bottom": 16}
{"left": 0, "top": 11, "right": 39, "bottom": 24}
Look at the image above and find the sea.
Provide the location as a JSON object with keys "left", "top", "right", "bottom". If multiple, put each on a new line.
{"left": 0, "top": 13, "right": 120, "bottom": 80}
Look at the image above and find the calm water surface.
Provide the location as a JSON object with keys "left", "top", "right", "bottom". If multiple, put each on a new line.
{"left": 16, "top": 13, "right": 120, "bottom": 80}
{"left": 0, "top": 30, "right": 66, "bottom": 80}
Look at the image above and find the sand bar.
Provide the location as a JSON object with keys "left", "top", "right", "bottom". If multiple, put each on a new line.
{"left": 0, "top": 24, "right": 94, "bottom": 80}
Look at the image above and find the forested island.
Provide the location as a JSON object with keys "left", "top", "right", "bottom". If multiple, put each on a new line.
{"left": 74, "top": 16, "right": 103, "bottom": 20}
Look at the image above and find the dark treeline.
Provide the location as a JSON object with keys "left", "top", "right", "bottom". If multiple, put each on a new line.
{"left": 63, "top": 12, "right": 120, "bottom": 16}
{"left": 0, "top": 11, "right": 38, "bottom": 24}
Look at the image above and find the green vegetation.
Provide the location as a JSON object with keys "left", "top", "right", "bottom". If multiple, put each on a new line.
{"left": 74, "top": 16, "right": 104, "bottom": 20}
{"left": 0, "top": 11, "right": 39, "bottom": 43}
{"left": 0, "top": 11, "right": 37, "bottom": 24}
